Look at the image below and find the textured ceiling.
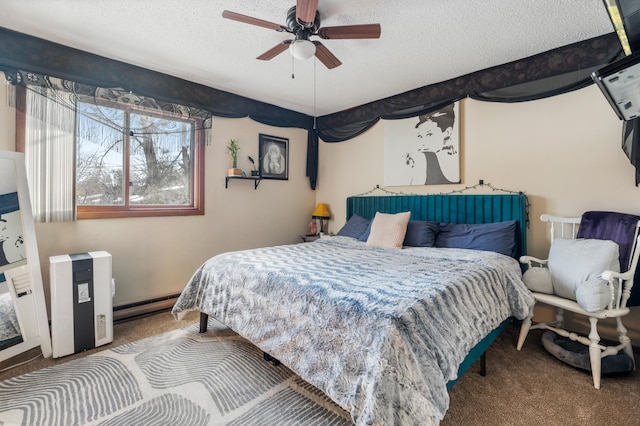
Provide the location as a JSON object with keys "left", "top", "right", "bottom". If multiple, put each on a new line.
{"left": 1, "top": 0, "right": 615, "bottom": 116}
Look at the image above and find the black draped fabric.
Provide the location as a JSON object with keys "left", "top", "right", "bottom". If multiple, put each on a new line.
{"left": 316, "top": 33, "right": 624, "bottom": 142}
{"left": 0, "top": 27, "right": 319, "bottom": 189}
{"left": 4, "top": 70, "right": 213, "bottom": 124}
{"left": 0, "top": 26, "right": 629, "bottom": 187}
{"left": 0, "top": 28, "right": 313, "bottom": 128}
{"left": 633, "top": 268, "right": 640, "bottom": 307}
{"left": 306, "top": 130, "right": 319, "bottom": 190}
{"left": 622, "top": 118, "right": 640, "bottom": 186}
{"left": 620, "top": 118, "right": 640, "bottom": 306}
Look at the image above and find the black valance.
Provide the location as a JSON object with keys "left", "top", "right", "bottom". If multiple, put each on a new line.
{"left": 0, "top": 27, "right": 320, "bottom": 189}
{"left": 4, "top": 71, "right": 214, "bottom": 134}
{"left": 316, "top": 33, "right": 624, "bottom": 142}
{"left": 0, "top": 26, "right": 627, "bottom": 189}
{"left": 0, "top": 28, "right": 313, "bottom": 128}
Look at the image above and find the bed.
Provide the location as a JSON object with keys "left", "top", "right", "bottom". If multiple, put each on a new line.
{"left": 172, "top": 193, "right": 535, "bottom": 425}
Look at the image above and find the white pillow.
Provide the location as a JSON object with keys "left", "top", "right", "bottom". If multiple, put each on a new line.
{"left": 576, "top": 276, "right": 613, "bottom": 313}
{"left": 547, "top": 238, "right": 619, "bottom": 310}
{"left": 522, "top": 267, "right": 553, "bottom": 294}
{"left": 366, "top": 211, "right": 411, "bottom": 249}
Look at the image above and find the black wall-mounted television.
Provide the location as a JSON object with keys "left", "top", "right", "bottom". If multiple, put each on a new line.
{"left": 592, "top": 51, "right": 640, "bottom": 121}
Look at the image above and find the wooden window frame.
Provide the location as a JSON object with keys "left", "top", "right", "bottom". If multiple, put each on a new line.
{"left": 15, "top": 85, "right": 205, "bottom": 219}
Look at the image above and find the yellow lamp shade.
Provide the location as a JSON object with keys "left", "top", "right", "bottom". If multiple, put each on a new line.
{"left": 312, "top": 203, "right": 330, "bottom": 218}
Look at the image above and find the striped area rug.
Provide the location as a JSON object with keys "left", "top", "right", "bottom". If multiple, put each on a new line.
{"left": 0, "top": 319, "right": 352, "bottom": 425}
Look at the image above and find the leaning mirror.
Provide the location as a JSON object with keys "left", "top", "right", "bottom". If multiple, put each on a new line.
{"left": 0, "top": 150, "right": 51, "bottom": 362}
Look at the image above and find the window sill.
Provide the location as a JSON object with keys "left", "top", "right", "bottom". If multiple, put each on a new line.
{"left": 77, "top": 206, "right": 204, "bottom": 220}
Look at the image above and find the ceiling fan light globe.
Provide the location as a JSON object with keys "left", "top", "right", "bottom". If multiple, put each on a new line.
{"left": 289, "top": 40, "right": 316, "bottom": 60}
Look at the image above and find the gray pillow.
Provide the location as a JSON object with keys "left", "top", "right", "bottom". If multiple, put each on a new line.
{"left": 522, "top": 267, "right": 553, "bottom": 294}
{"left": 547, "top": 238, "right": 619, "bottom": 311}
{"left": 576, "top": 276, "right": 613, "bottom": 313}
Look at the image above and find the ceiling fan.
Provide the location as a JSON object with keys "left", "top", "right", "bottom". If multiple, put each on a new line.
{"left": 222, "top": 0, "right": 381, "bottom": 69}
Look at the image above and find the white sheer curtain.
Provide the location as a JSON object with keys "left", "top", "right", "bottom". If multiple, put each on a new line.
{"left": 24, "top": 87, "right": 76, "bottom": 222}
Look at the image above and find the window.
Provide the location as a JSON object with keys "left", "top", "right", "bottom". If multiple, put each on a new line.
{"left": 16, "top": 85, "right": 205, "bottom": 220}
{"left": 75, "top": 99, "right": 204, "bottom": 219}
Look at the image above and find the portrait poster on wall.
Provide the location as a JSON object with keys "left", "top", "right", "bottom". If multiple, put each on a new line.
{"left": 383, "top": 101, "right": 460, "bottom": 186}
{"left": 259, "top": 134, "right": 289, "bottom": 180}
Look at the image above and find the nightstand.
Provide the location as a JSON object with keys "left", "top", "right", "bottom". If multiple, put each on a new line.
{"left": 299, "top": 234, "right": 320, "bottom": 243}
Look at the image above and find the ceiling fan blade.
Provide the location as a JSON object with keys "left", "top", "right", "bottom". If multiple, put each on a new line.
{"left": 222, "top": 10, "right": 288, "bottom": 32}
{"left": 257, "top": 41, "right": 292, "bottom": 60}
{"left": 313, "top": 41, "right": 342, "bottom": 69}
{"left": 296, "top": 0, "right": 319, "bottom": 26}
{"left": 318, "top": 24, "right": 381, "bottom": 39}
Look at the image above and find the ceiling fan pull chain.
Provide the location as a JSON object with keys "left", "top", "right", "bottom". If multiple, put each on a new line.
{"left": 291, "top": 54, "right": 295, "bottom": 79}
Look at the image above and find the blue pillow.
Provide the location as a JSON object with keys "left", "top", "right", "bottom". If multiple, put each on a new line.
{"left": 337, "top": 214, "right": 371, "bottom": 239}
{"left": 359, "top": 220, "right": 373, "bottom": 242}
{"left": 434, "top": 220, "right": 518, "bottom": 257}
{"left": 403, "top": 221, "right": 440, "bottom": 247}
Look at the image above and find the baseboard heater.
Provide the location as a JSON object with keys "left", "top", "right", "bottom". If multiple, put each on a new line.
{"left": 50, "top": 251, "right": 113, "bottom": 358}
{"left": 113, "top": 294, "right": 180, "bottom": 322}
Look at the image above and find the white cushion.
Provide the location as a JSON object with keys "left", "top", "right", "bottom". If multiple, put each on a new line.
{"left": 547, "top": 238, "right": 619, "bottom": 311}
{"left": 576, "top": 276, "right": 613, "bottom": 313}
{"left": 366, "top": 211, "right": 411, "bottom": 249}
{"left": 522, "top": 267, "right": 553, "bottom": 294}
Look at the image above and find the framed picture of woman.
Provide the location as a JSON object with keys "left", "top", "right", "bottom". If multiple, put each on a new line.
{"left": 259, "top": 134, "right": 289, "bottom": 180}
{"left": 383, "top": 101, "right": 461, "bottom": 186}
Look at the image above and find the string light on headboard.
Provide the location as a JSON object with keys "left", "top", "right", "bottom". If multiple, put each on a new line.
{"left": 353, "top": 182, "right": 530, "bottom": 228}
{"left": 442, "top": 179, "right": 521, "bottom": 195}
{"left": 440, "top": 180, "right": 530, "bottom": 229}
{"left": 353, "top": 184, "right": 410, "bottom": 196}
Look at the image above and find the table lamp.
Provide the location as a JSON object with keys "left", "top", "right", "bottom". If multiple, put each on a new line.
{"left": 312, "top": 203, "right": 330, "bottom": 234}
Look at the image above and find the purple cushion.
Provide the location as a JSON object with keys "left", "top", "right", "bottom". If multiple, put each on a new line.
{"left": 576, "top": 211, "right": 640, "bottom": 270}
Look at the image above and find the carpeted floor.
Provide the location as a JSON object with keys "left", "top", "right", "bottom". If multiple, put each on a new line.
{"left": 0, "top": 312, "right": 351, "bottom": 425}
{"left": 443, "top": 326, "right": 640, "bottom": 426}
{"left": 1, "top": 310, "right": 639, "bottom": 425}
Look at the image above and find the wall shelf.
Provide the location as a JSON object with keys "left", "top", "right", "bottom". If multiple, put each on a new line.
{"left": 225, "top": 175, "right": 261, "bottom": 189}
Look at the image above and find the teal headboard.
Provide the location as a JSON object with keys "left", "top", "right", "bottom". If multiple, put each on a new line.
{"left": 346, "top": 194, "right": 528, "bottom": 258}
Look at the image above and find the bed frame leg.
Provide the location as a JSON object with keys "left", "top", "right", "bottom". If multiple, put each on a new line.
{"left": 199, "top": 312, "right": 209, "bottom": 333}
{"left": 480, "top": 352, "right": 487, "bottom": 377}
{"left": 263, "top": 352, "right": 281, "bottom": 366}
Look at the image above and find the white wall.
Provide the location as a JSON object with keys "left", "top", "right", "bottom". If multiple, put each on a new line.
{"left": 316, "top": 85, "right": 640, "bottom": 342}
{"left": 0, "top": 82, "right": 316, "bottom": 309}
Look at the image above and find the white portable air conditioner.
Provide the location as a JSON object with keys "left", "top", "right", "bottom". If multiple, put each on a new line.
{"left": 50, "top": 251, "right": 114, "bottom": 358}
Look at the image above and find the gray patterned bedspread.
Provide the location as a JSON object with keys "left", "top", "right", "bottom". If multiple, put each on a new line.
{"left": 172, "top": 236, "right": 534, "bottom": 425}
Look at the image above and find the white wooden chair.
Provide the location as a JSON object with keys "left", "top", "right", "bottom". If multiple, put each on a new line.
{"left": 517, "top": 213, "right": 640, "bottom": 389}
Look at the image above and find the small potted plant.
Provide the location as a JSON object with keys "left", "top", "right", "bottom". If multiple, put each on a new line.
{"left": 248, "top": 155, "right": 260, "bottom": 176}
{"left": 226, "top": 139, "right": 242, "bottom": 176}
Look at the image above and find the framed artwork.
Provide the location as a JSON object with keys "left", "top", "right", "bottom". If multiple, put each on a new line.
{"left": 383, "top": 101, "right": 461, "bottom": 186}
{"left": 0, "top": 192, "right": 26, "bottom": 271}
{"left": 259, "top": 134, "right": 289, "bottom": 180}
